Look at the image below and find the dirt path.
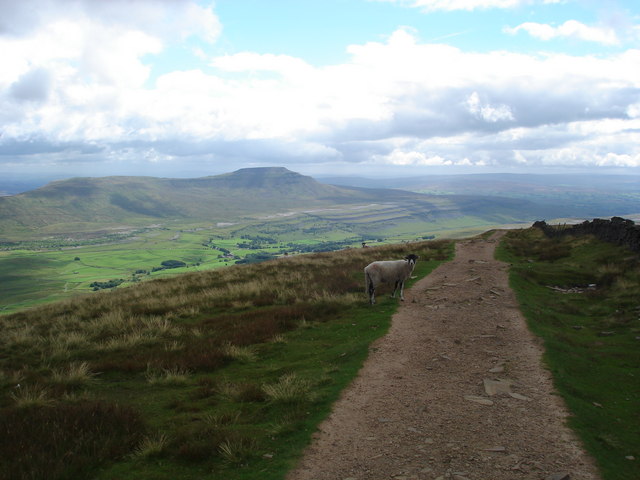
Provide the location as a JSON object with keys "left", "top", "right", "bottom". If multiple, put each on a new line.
{"left": 287, "top": 232, "right": 601, "bottom": 480}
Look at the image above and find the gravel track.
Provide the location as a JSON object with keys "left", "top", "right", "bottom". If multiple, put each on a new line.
{"left": 287, "top": 232, "right": 601, "bottom": 480}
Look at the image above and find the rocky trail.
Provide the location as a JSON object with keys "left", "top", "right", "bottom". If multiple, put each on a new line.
{"left": 287, "top": 232, "right": 601, "bottom": 480}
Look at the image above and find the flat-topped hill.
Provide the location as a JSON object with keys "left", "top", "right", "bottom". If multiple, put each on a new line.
{"left": 0, "top": 167, "right": 548, "bottom": 238}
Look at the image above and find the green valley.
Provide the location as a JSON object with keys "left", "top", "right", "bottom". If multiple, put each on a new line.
{"left": 1, "top": 168, "right": 546, "bottom": 313}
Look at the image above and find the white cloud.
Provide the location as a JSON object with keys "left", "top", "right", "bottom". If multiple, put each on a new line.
{"left": 1, "top": 13, "right": 639, "bottom": 175}
{"left": 0, "top": 0, "right": 221, "bottom": 43}
{"left": 627, "top": 103, "right": 640, "bottom": 118}
{"left": 371, "top": 0, "right": 562, "bottom": 12}
{"left": 9, "top": 68, "right": 53, "bottom": 102}
{"left": 0, "top": 0, "right": 220, "bottom": 142}
{"left": 211, "top": 53, "right": 315, "bottom": 81}
{"left": 375, "top": 149, "right": 452, "bottom": 166}
{"left": 466, "top": 92, "right": 515, "bottom": 123}
{"left": 505, "top": 20, "right": 620, "bottom": 45}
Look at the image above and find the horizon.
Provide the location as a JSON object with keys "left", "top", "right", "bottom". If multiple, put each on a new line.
{"left": 1, "top": 0, "right": 640, "bottom": 180}
{"left": 3, "top": 166, "right": 640, "bottom": 197}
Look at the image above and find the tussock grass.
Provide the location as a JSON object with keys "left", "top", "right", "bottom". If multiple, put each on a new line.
{"left": 10, "top": 384, "right": 54, "bottom": 408}
{"left": 50, "top": 361, "right": 97, "bottom": 389}
{"left": 219, "top": 437, "right": 258, "bottom": 464}
{"left": 0, "top": 370, "right": 24, "bottom": 390}
{"left": 201, "top": 411, "right": 241, "bottom": 427}
{"left": 221, "top": 342, "right": 257, "bottom": 363}
{"left": 133, "top": 433, "right": 170, "bottom": 458}
{"left": 263, "top": 373, "right": 314, "bottom": 403}
{"left": 98, "top": 330, "right": 158, "bottom": 351}
{"left": 219, "top": 381, "right": 267, "bottom": 403}
{"left": 163, "top": 340, "right": 183, "bottom": 351}
{"left": 145, "top": 365, "right": 191, "bottom": 385}
{"left": 5, "top": 324, "right": 38, "bottom": 348}
{"left": 269, "top": 333, "right": 287, "bottom": 344}
{"left": 0, "top": 238, "right": 453, "bottom": 479}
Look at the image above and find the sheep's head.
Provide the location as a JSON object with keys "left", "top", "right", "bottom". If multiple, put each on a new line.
{"left": 405, "top": 254, "right": 419, "bottom": 266}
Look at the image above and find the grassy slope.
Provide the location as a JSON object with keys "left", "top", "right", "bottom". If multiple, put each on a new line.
{"left": 0, "top": 239, "right": 454, "bottom": 480}
{"left": 497, "top": 229, "right": 640, "bottom": 480}
{"left": 0, "top": 169, "right": 420, "bottom": 235}
{"left": 0, "top": 204, "right": 528, "bottom": 314}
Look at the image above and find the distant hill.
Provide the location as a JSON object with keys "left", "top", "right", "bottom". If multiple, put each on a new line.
{"left": 0, "top": 168, "right": 353, "bottom": 232}
{"left": 319, "top": 173, "right": 640, "bottom": 219}
{"left": 0, "top": 167, "right": 565, "bottom": 239}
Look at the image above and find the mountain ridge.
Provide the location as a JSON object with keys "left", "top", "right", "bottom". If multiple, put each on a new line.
{"left": 0, "top": 168, "right": 364, "bottom": 233}
{"left": 0, "top": 167, "right": 585, "bottom": 239}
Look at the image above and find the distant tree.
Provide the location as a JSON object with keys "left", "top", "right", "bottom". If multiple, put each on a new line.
{"left": 160, "top": 260, "right": 187, "bottom": 269}
{"left": 90, "top": 279, "right": 124, "bottom": 291}
{"left": 235, "top": 252, "right": 277, "bottom": 264}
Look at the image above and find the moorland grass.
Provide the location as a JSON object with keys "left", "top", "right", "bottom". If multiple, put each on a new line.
{"left": 0, "top": 239, "right": 453, "bottom": 480}
{"left": 497, "top": 228, "right": 640, "bottom": 480}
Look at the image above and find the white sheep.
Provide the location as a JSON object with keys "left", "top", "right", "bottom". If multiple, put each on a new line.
{"left": 364, "top": 254, "right": 419, "bottom": 305}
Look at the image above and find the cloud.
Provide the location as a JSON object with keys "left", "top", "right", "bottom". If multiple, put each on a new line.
{"left": 375, "top": 149, "right": 453, "bottom": 166}
{"left": 211, "top": 53, "right": 315, "bottom": 80}
{"left": 9, "top": 68, "right": 53, "bottom": 102}
{"left": 466, "top": 92, "right": 515, "bottom": 123}
{"left": 370, "top": 0, "right": 562, "bottom": 12}
{"left": 0, "top": 0, "right": 221, "bottom": 42}
{"left": 505, "top": 20, "right": 620, "bottom": 45}
{"left": 1, "top": 14, "right": 639, "bottom": 176}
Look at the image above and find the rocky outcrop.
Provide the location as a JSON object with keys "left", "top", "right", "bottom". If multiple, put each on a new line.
{"left": 533, "top": 217, "right": 640, "bottom": 252}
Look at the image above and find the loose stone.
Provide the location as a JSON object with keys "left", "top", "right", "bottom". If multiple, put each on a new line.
{"left": 464, "top": 395, "right": 494, "bottom": 406}
{"left": 509, "top": 392, "right": 532, "bottom": 401}
{"left": 483, "top": 378, "right": 513, "bottom": 396}
{"left": 483, "top": 446, "right": 507, "bottom": 452}
{"left": 545, "top": 473, "right": 570, "bottom": 480}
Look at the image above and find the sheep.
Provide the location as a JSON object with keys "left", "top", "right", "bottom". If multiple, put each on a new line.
{"left": 364, "top": 254, "right": 419, "bottom": 305}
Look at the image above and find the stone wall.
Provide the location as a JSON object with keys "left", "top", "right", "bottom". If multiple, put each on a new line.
{"left": 533, "top": 217, "right": 640, "bottom": 253}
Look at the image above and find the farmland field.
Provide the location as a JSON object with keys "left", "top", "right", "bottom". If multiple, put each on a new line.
{"left": 0, "top": 210, "right": 522, "bottom": 313}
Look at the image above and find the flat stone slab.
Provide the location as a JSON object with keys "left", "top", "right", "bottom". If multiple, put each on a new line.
{"left": 464, "top": 395, "right": 494, "bottom": 406}
{"left": 483, "top": 378, "right": 513, "bottom": 396}
{"left": 509, "top": 392, "right": 531, "bottom": 401}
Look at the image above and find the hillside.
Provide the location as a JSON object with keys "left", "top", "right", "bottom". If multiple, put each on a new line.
{"left": 1, "top": 230, "right": 637, "bottom": 480}
{"left": 0, "top": 168, "right": 354, "bottom": 233}
{"left": 0, "top": 167, "right": 554, "bottom": 240}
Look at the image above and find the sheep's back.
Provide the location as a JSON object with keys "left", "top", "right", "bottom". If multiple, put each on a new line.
{"left": 365, "top": 260, "right": 407, "bottom": 283}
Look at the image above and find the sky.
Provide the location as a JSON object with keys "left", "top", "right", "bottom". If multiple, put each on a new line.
{"left": 1, "top": 0, "right": 639, "bottom": 181}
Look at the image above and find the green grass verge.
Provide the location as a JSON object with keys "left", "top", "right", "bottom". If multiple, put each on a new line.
{"left": 497, "top": 228, "right": 639, "bottom": 480}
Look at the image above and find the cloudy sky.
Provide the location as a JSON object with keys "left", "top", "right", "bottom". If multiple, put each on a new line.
{"left": 1, "top": 0, "right": 639, "bottom": 180}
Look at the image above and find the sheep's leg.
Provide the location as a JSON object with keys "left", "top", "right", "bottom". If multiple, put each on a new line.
{"left": 391, "top": 280, "right": 400, "bottom": 298}
{"left": 399, "top": 280, "right": 405, "bottom": 301}
{"left": 366, "top": 274, "right": 376, "bottom": 305}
